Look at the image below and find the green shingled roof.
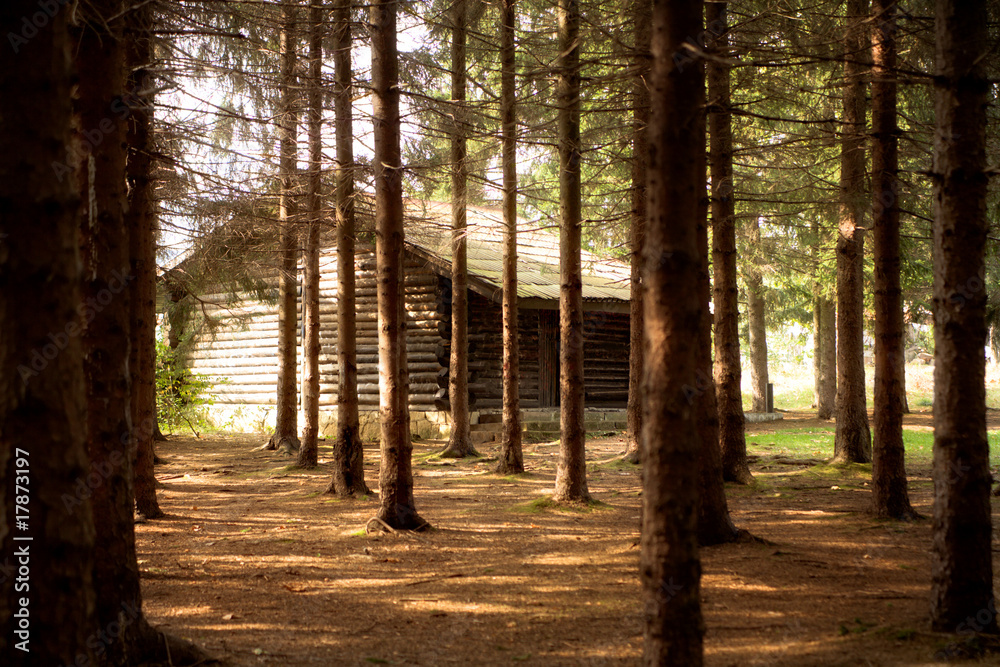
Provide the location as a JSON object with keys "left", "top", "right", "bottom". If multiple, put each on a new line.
{"left": 404, "top": 201, "right": 632, "bottom": 307}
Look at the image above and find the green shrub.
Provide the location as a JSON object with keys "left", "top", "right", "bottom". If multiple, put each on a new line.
{"left": 156, "top": 338, "right": 215, "bottom": 435}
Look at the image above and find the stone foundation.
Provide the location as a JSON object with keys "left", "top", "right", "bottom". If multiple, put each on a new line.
{"left": 202, "top": 404, "right": 471, "bottom": 441}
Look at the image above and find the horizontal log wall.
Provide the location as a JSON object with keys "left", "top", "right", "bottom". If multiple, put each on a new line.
{"left": 435, "top": 293, "right": 628, "bottom": 412}
{"left": 183, "top": 245, "right": 630, "bottom": 415}
{"left": 582, "top": 310, "right": 630, "bottom": 407}
{"left": 184, "top": 244, "right": 448, "bottom": 411}
{"left": 188, "top": 291, "right": 291, "bottom": 405}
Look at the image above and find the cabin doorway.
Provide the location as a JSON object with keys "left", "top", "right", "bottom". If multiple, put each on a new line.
{"left": 538, "top": 309, "right": 559, "bottom": 407}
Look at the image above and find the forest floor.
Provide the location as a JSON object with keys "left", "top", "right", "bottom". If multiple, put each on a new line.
{"left": 138, "top": 410, "right": 1000, "bottom": 666}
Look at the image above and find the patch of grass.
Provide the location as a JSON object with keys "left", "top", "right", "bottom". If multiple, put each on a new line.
{"left": 839, "top": 618, "right": 876, "bottom": 636}
{"left": 511, "top": 496, "right": 609, "bottom": 514}
{"left": 238, "top": 467, "right": 294, "bottom": 479}
{"left": 748, "top": 426, "right": 1000, "bottom": 468}
{"left": 804, "top": 462, "right": 872, "bottom": 479}
{"left": 303, "top": 491, "right": 321, "bottom": 498}
{"left": 588, "top": 457, "right": 638, "bottom": 472}
{"left": 514, "top": 497, "right": 557, "bottom": 514}
{"left": 348, "top": 529, "right": 367, "bottom": 537}
{"left": 746, "top": 428, "right": 834, "bottom": 460}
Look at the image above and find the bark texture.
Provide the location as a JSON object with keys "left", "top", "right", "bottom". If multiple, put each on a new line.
{"left": 75, "top": 7, "right": 151, "bottom": 662}
{"left": 696, "top": 81, "right": 741, "bottom": 548}
{"left": 553, "top": 0, "right": 590, "bottom": 503}
{"left": 870, "top": 0, "right": 915, "bottom": 520}
{"left": 496, "top": 0, "right": 524, "bottom": 474}
{"left": 747, "top": 217, "right": 769, "bottom": 413}
{"left": 833, "top": 0, "right": 872, "bottom": 464}
{"left": 815, "top": 293, "right": 836, "bottom": 419}
{"left": 372, "top": 0, "right": 426, "bottom": 530}
{"left": 442, "top": 0, "right": 475, "bottom": 458}
{"left": 126, "top": 0, "right": 163, "bottom": 520}
{"left": 624, "top": 0, "right": 651, "bottom": 465}
{"left": 267, "top": 1, "right": 301, "bottom": 455}
{"left": 641, "top": 0, "right": 705, "bottom": 662}
{"left": 0, "top": 6, "right": 96, "bottom": 663}
{"left": 298, "top": 0, "right": 323, "bottom": 469}
{"left": 707, "top": 2, "right": 751, "bottom": 485}
{"left": 929, "top": 0, "right": 996, "bottom": 633}
{"left": 327, "top": 0, "right": 370, "bottom": 495}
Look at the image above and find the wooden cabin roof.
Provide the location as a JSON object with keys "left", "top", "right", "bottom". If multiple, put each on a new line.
{"left": 403, "top": 201, "right": 632, "bottom": 311}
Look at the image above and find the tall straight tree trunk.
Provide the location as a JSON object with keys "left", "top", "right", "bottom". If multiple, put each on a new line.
{"left": 126, "top": 0, "right": 163, "bottom": 520}
{"left": 75, "top": 12, "right": 213, "bottom": 661}
{"left": 812, "top": 218, "right": 836, "bottom": 419}
{"left": 442, "top": 0, "right": 475, "bottom": 458}
{"left": 833, "top": 0, "right": 872, "bottom": 464}
{"left": 75, "top": 7, "right": 148, "bottom": 661}
{"left": 815, "top": 295, "right": 837, "bottom": 417}
{"left": 624, "top": 0, "right": 651, "bottom": 465}
{"left": 698, "top": 220, "right": 742, "bottom": 547}
{"left": 930, "top": 0, "right": 995, "bottom": 633}
{"left": 298, "top": 0, "right": 323, "bottom": 469}
{"left": 747, "top": 217, "right": 768, "bottom": 413}
{"left": 870, "top": 0, "right": 915, "bottom": 520}
{"left": 372, "top": 0, "right": 426, "bottom": 530}
{"left": 0, "top": 5, "right": 96, "bottom": 663}
{"left": 267, "top": 1, "right": 301, "bottom": 455}
{"left": 327, "top": 0, "right": 370, "bottom": 495}
{"left": 641, "top": 0, "right": 705, "bottom": 662}
{"left": 496, "top": 0, "right": 524, "bottom": 474}
{"left": 553, "top": 0, "right": 590, "bottom": 503}
{"left": 707, "top": 2, "right": 751, "bottom": 485}
{"left": 696, "top": 62, "right": 741, "bottom": 547}
{"left": 814, "top": 246, "right": 837, "bottom": 420}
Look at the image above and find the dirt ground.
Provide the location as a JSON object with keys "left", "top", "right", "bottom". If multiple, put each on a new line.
{"left": 137, "top": 411, "right": 1000, "bottom": 666}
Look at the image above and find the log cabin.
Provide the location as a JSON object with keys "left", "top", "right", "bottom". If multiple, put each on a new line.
{"left": 174, "top": 201, "right": 632, "bottom": 439}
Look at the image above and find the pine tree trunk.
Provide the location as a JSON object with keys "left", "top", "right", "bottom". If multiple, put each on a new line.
{"left": 812, "top": 216, "right": 836, "bottom": 419}
{"left": 870, "top": 0, "right": 915, "bottom": 520}
{"left": 697, "top": 48, "right": 741, "bottom": 545}
{"left": 815, "top": 292, "right": 837, "bottom": 419}
{"left": 442, "top": 0, "right": 475, "bottom": 458}
{"left": 698, "top": 223, "right": 741, "bottom": 547}
{"left": 833, "top": 0, "right": 872, "bottom": 464}
{"left": 372, "top": 0, "right": 426, "bottom": 530}
{"left": 75, "top": 12, "right": 216, "bottom": 661}
{"left": 327, "top": 0, "right": 370, "bottom": 495}
{"left": 0, "top": 6, "right": 96, "bottom": 662}
{"left": 624, "top": 0, "right": 651, "bottom": 465}
{"left": 298, "top": 0, "right": 323, "bottom": 469}
{"left": 553, "top": 0, "right": 590, "bottom": 503}
{"left": 747, "top": 232, "right": 769, "bottom": 413}
{"left": 496, "top": 0, "right": 524, "bottom": 474}
{"left": 641, "top": 0, "right": 705, "bottom": 661}
{"left": 707, "top": 2, "right": 751, "bottom": 485}
{"left": 267, "top": 1, "right": 301, "bottom": 455}
{"left": 75, "top": 6, "right": 152, "bottom": 661}
{"left": 929, "top": 0, "right": 996, "bottom": 632}
{"left": 126, "top": 0, "right": 163, "bottom": 520}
